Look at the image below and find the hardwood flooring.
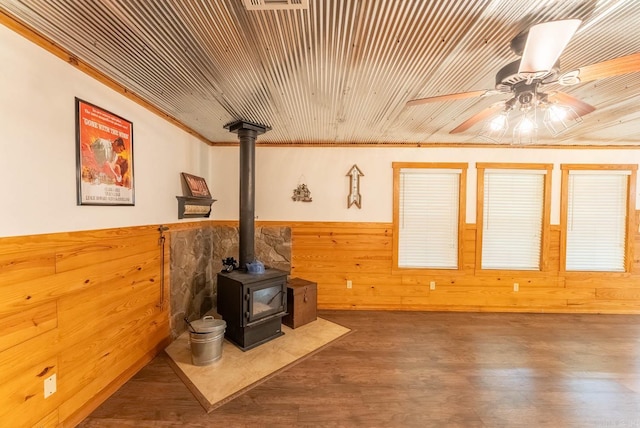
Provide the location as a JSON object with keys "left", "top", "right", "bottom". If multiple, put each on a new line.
{"left": 79, "top": 310, "right": 640, "bottom": 427}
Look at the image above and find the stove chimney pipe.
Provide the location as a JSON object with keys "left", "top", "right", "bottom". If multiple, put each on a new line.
{"left": 224, "top": 120, "right": 271, "bottom": 269}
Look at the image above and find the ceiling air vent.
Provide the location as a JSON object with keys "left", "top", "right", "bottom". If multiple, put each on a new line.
{"left": 243, "top": 0, "right": 309, "bottom": 11}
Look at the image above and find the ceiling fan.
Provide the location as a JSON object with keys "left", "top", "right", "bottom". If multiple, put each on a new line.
{"left": 406, "top": 19, "right": 640, "bottom": 140}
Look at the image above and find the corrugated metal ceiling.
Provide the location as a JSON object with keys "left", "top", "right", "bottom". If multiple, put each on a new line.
{"left": 1, "top": 0, "right": 639, "bottom": 146}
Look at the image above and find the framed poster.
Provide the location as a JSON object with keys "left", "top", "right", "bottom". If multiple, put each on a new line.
{"left": 181, "top": 172, "right": 211, "bottom": 198}
{"left": 75, "top": 98, "right": 134, "bottom": 205}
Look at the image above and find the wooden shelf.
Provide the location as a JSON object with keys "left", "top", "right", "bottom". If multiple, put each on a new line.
{"left": 176, "top": 196, "right": 216, "bottom": 219}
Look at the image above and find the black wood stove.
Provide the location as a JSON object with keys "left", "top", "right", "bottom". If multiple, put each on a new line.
{"left": 216, "top": 120, "right": 288, "bottom": 351}
{"left": 217, "top": 268, "right": 287, "bottom": 350}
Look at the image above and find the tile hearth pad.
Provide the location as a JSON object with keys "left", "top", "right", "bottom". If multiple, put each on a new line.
{"left": 165, "top": 317, "right": 351, "bottom": 412}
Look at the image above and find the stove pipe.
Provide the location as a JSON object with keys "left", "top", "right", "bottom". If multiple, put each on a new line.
{"left": 224, "top": 121, "right": 271, "bottom": 269}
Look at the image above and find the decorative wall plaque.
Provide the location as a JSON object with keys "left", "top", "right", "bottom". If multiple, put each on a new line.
{"left": 346, "top": 164, "right": 364, "bottom": 208}
{"left": 177, "top": 172, "right": 215, "bottom": 218}
{"left": 292, "top": 182, "right": 312, "bottom": 202}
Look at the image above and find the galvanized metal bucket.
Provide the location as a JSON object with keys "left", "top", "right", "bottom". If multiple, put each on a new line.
{"left": 188, "top": 316, "right": 226, "bottom": 366}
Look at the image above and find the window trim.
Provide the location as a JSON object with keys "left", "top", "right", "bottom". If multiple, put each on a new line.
{"left": 475, "top": 163, "right": 553, "bottom": 273}
{"left": 560, "top": 163, "right": 637, "bottom": 274}
{"left": 392, "top": 162, "right": 468, "bottom": 274}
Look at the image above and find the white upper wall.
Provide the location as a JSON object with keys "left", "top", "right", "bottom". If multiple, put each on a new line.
{"left": 210, "top": 146, "right": 640, "bottom": 225}
{"left": 0, "top": 24, "right": 211, "bottom": 237}
{"left": 1, "top": 23, "right": 639, "bottom": 237}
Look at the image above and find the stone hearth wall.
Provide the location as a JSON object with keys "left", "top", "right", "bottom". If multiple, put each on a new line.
{"left": 170, "top": 225, "right": 291, "bottom": 338}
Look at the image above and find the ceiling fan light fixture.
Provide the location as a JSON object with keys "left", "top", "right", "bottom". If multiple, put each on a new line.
{"left": 478, "top": 112, "right": 510, "bottom": 143}
{"left": 547, "top": 104, "right": 567, "bottom": 121}
{"left": 490, "top": 112, "right": 509, "bottom": 131}
{"left": 512, "top": 112, "right": 538, "bottom": 145}
{"left": 518, "top": 19, "right": 582, "bottom": 78}
{"left": 543, "top": 104, "right": 582, "bottom": 136}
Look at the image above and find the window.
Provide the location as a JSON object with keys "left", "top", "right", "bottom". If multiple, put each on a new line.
{"left": 561, "top": 164, "right": 637, "bottom": 272}
{"left": 392, "top": 163, "right": 467, "bottom": 270}
{"left": 476, "top": 163, "right": 552, "bottom": 271}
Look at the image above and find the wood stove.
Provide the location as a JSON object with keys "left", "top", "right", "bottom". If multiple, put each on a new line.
{"left": 217, "top": 269, "right": 287, "bottom": 350}
{"left": 216, "top": 120, "right": 288, "bottom": 351}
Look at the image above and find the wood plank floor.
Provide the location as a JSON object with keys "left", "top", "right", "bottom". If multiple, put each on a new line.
{"left": 79, "top": 310, "right": 640, "bottom": 427}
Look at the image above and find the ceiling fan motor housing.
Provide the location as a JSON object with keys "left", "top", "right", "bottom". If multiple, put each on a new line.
{"left": 515, "top": 82, "right": 537, "bottom": 109}
{"left": 495, "top": 59, "right": 560, "bottom": 91}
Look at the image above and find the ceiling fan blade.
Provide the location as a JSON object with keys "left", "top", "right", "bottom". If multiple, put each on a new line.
{"left": 406, "top": 90, "right": 488, "bottom": 107}
{"left": 547, "top": 91, "right": 595, "bottom": 117}
{"left": 450, "top": 104, "right": 504, "bottom": 134}
{"left": 559, "top": 52, "right": 640, "bottom": 85}
{"left": 518, "top": 19, "right": 581, "bottom": 77}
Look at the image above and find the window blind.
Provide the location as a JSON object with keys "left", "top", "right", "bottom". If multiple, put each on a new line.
{"left": 566, "top": 171, "right": 629, "bottom": 272}
{"left": 398, "top": 168, "right": 460, "bottom": 269}
{"left": 481, "top": 169, "right": 545, "bottom": 270}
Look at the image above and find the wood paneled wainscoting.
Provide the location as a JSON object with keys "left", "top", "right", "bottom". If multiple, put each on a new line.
{"left": 283, "top": 220, "right": 640, "bottom": 314}
{"left": 0, "top": 225, "right": 172, "bottom": 427}
{"left": 2, "top": 218, "right": 639, "bottom": 426}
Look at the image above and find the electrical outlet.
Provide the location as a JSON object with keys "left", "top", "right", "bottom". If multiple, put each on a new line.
{"left": 44, "top": 374, "right": 56, "bottom": 398}
{"left": 346, "top": 280, "right": 352, "bottom": 289}
{"left": 513, "top": 283, "right": 519, "bottom": 292}
{"left": 429, "top": 281, "right": 436, "bottom": 290}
